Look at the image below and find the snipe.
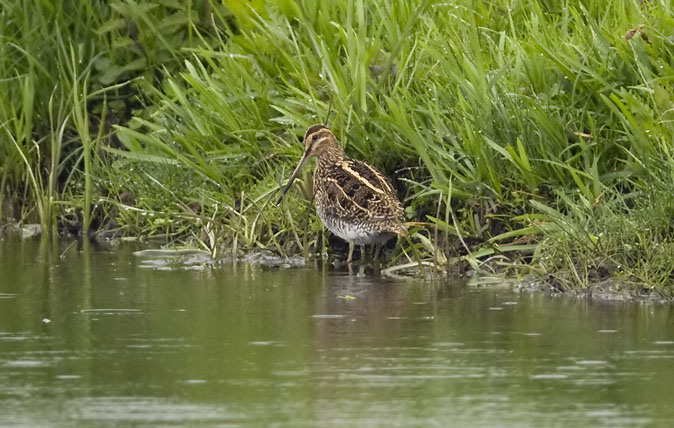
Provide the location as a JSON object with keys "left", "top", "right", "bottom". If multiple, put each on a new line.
{"left": 278, "top": 125, "right": 407, "bottom": 263}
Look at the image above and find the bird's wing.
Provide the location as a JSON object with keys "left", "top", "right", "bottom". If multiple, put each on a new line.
{"left": 322, "top": 159, "right": 404, "bottom": 222}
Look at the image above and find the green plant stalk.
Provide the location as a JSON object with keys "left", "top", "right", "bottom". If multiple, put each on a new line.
{"left": 70, "top": 46, "right": 93, "bottom": 234}
{"left": 47, "top": 92, "right": 69, "bottom": 236}
{"left": 6, "top": 130, "right": 46, "bottom": 230}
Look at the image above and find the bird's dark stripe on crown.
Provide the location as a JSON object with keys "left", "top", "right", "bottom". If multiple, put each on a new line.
{"left": 305, "top": 124, "right": 327, "bottom": 138}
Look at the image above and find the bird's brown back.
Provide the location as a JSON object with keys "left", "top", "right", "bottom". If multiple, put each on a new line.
{"left": 314, "top": 156, "right": 405, "bottom": 235}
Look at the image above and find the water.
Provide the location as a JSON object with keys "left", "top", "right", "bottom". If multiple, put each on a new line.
{"left": 2, "top": 237, "right": 674, "bottom": 427}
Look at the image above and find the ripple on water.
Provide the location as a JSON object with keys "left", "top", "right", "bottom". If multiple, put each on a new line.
{"left": 531, "top": 374, "right": 569, "bottom": 380}
{"left": 181, "top": 379, "right": 208, "bottom": 385}
{"left": 79, "top": 308, "right": 143, "bottom": 315}
{"left": 56, "top": 375, "right": 81, "bottom": 380}
{"left": 576, "top": 360, "right": 608, "bottom": 365}
{"left": 623, "top": 349, "right": 674, "bottom": 360}
{"left": 248, "top": 341, "right": 279, "bottom": 346}
{"left": 0, "top": 333, "right": 41, "bottom": 342}
{"left": 4, "top": 360, "right": 52, "bottom": 368}
{"left": 1, "top": 350, "right": 67, "bottom": 371}
{"left": 68, "top": 396, "right": 242, "bottom": 424}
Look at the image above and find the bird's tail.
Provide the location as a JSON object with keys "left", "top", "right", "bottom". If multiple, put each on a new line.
{"left": 395, "top": 221, "right": 433, "bottom": 238}
{"left": 403, "top": 221, "right": 432, "bottom": 228}
{"left": 387, "top": 222, "right": 407, "bottom": 237}
{"left": 391, "top": 221, "right": 431, "bottom": 238}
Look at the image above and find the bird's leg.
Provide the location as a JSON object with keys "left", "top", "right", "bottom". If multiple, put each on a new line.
{"left": 373, "top": 244, "right": 382, "bottom": 262}
{"left": 359, "top": 244, "right": 367, "bottom": 264}
{"left": 347, "top": 240, "right": 355, "bottom": 263}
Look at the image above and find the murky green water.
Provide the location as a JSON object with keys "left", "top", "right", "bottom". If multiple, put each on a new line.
{"left": 2, "top": 237, "right": 674, "bottom": 427}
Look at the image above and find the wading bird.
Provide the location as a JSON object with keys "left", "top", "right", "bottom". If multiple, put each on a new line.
{"left": 277, "top": 125, "right": 407, "bottom": 263}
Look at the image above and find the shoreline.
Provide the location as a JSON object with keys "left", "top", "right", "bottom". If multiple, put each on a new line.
{"left": 2, "top": 224, "right": 668, "bottom": 303}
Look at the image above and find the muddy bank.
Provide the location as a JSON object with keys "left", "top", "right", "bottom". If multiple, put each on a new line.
{"left": 2, "top": 225, "right": 669, "bottom": 302}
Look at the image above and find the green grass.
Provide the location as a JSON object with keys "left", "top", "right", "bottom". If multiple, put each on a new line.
{"left": 2, "top": 0, "right": 674, "bottom": 294}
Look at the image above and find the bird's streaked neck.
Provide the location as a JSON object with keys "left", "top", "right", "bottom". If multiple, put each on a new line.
{"left": 316, "top": 139, "right": 346, "bottom": 167}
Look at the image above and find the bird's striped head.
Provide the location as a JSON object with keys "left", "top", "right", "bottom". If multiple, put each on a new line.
{"left": 303, "top": 124, "right": 337, "bottom": 158}
{"left": 277, "top": 124, "right": 340, "bottom": 204}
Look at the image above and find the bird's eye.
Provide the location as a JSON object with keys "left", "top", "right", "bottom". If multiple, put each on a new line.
{"left": 312, "top": 135, "right": 318, "bottom": 141}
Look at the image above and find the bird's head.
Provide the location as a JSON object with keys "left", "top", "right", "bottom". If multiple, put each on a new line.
{"left": 277, "top": 124, "right": 339, "bottom": 204}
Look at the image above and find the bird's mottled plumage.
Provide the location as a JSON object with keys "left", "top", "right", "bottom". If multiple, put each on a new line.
{"left": 278, "top": 124, "right": 407, "bottom": 262}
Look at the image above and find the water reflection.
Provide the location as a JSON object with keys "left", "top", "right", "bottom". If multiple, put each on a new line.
{"left": 1, "top": 236, "right": 674, "bottom": 427}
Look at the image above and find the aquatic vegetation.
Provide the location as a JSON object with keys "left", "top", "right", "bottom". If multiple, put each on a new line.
{"left": 1, "top": 0, "right": 674, "bottom": 292}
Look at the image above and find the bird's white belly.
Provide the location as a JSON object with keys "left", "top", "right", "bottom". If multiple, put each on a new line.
{"left": 319, "top": 212, "right": 395, "bottom": 245}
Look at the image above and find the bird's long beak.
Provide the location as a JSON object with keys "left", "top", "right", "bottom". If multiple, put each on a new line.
{"left": 276, "top": 150, "right": 311, "bottom": 205}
